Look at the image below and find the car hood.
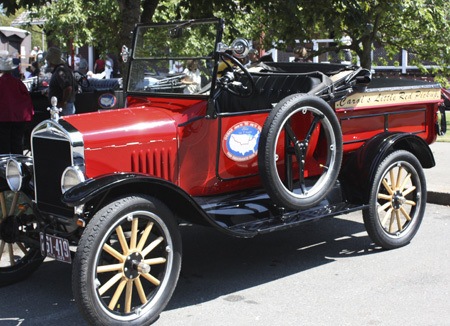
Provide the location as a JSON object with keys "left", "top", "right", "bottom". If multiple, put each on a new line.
{"left": 62, "top": 106, "right": 178, "bottom": 149}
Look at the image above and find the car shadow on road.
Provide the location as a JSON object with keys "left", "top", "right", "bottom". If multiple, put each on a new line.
{"left": 0, "top": 214, "right": 380, "bottom": 325}
{"left": 0, "top": 259, "right": 82, "bottom": 325}
{"left": 166, "top": 215, "right": 380, "bottom": 310}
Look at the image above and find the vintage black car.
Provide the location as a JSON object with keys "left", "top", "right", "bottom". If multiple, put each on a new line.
{"left": 23, "top": 75, "right": 123, "bottom": 149}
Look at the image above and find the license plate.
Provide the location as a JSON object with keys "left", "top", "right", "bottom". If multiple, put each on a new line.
{"left": 40, "top": 232, "right": 72, "bottom": 263}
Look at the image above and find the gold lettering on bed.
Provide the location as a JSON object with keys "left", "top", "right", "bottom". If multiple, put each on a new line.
{"left": 335, "top": 89, "right": 441, "bottom": 109}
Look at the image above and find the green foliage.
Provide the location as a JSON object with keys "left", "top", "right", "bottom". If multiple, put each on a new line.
{"left": 1, "top": 0, "right": 44, "bottom": 15}
{"left": 173, "top": 0, "right": 450, "bottom": 74}
{"left": 3, "top": 0, "right": 450, "bottom": 82}
{"left": 36, "top": 0, "right": 120, "bottom": 54}
{"left": 134, "top": 20, "right": 218, "bottom": 58}
{"left": 0, "top": 8, "right": 44, "bottom": 52}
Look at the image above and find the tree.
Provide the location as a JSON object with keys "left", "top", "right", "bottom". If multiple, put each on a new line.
{"left": 3, "top": 0, "right": 167, "bottom": 76}
{"left": 296, "top": 0, "right": 450, "bottom": 71}
{"left": 177, "top": 0, "right": 450, "bottom": 74}
{"left": 3, "top": 0, "right": 450, "bottom": 77}
{"left": 1, "top": 0, "right": 42, "bottom": 15}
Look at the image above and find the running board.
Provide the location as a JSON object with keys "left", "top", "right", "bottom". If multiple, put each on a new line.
{"left": 227, "top": 202, "right": 366, "bottom": 235}
{"left": 196, "top": 182, "right": 367, "bottom": 237}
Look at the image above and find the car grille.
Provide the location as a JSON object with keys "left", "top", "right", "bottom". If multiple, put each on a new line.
{"left": 31, "top": 121, "right": 84, "bottom": 217}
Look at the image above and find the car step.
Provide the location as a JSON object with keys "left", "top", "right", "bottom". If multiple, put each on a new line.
{"left": 228, "top": 202, "right": 365, "bottom": 235}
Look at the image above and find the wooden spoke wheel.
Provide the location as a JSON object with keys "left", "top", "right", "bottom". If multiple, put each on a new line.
{"left": 363, "top": 150, "right": 426, "bottom": 249}
{"left": 72, "top": 195, "right": 181, "bottom": 325}
{"left": 258, "top": 94, "right": 343, "bottom": 209}
{"left": 0, "top": 189, "right": 43, "bottom": 286}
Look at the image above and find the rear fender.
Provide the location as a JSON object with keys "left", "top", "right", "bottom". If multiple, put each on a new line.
{"left": 340, "top": 132, "right": 435, "bottom": 204}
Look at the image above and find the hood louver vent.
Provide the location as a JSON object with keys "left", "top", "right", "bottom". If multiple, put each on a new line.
{"left": 131, "top": 147, "right": 176, "bottom": 182}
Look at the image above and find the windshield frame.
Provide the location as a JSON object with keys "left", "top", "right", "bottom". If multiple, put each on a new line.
{"left": 126, "top": 17, "right": 224, "bottom": 99}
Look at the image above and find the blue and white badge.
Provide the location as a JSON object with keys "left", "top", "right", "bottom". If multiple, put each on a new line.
{"left": 98, "top": 93, "right": 117, "bottom": 109}
{"left": 222, "top": 121, "right": 262, "bottom": 162}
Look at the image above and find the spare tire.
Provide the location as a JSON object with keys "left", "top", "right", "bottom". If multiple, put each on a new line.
{"left": 258, "top": 93, "right": 343, "bottom": 209}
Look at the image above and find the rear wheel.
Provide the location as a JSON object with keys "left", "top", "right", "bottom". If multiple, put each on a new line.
{"left": 73, "top": 195, "right": 182, "bottom": 325}
{"left": 258, "top": 94, "right": 343, "bottom": 209}
{"left": 0, "top": 189, "right": 43, "bottom": 286}
{"left": 363, "top": 150, "right": 426, "bottom": 249}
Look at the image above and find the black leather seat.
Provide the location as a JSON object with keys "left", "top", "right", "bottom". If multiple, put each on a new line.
{"left": 217, "top": 72, "right": 324, "bottom": 113}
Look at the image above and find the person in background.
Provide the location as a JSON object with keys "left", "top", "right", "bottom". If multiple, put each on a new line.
{"left": 29, "top": 46, "right": 38, "bottom": 63}
{"left": 36, "top": 46, "right": 44, "bottom": 62}
{"left": 11, "top": 51, "right": 21, "bottom": 79}
{"left": 293, "top": 46, "right": 309, "bottom": 62}
{"left": 104, "top": 54, "right": 113, "bottom": 79}
{"left": 245, "top": 48, "right": 260, "bottom": 68}
{"left": 87, "top": 70, "right": 105, "bottom": 79}
{"left": 110, "top": 53, "right": 120, "bottom": 78}
{"left": 74, "top": 53, "right": 81, "bottom": 71}
{"left": 0, "top": 51, "right": 34, "bottom": 154}
{"left": 27, "top": 61, "right": 41, "bottom": 78}
{"left": 45, "top": 47, "right": 78, "bottom": 116}
{"left": 94, "top": 54, "right": 105, "bottom": 74}
{"left": 181, "top": 59, "right": 201, "bottom": 94}
{"left": 77, "top": 53, "right": 88, "bottom": 75}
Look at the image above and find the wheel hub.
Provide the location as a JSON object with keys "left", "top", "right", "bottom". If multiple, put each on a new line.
{"left": 392, "top": 190, "right": 406, "bottom": 210}
{"left": 123, "top": 252, "right": 150, "bottom": 279}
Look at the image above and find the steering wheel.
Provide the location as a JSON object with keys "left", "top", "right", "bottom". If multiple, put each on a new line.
{"left": 74, "top": 71, "right": 90, "bottom": 89}
{"left": 218, "top": 52, "right": 255, "bottom": 97}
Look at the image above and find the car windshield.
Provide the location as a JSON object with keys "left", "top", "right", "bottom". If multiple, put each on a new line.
{"left": 127, "top": 19, "right": 221, "bottom": 95}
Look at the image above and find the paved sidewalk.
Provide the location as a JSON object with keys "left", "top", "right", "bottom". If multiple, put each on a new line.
{"left": 425, "top": 141, "right": 450, "bottom": 205}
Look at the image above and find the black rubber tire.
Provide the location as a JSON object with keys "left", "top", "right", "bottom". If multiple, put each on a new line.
{"left": 258, "top": 93, "right": 343, "bottom": 209}
{"left": 0, "top": 189, "right": 44, "bottom": 286}
{"left": 72, "top": 195, "right": 182, "bottom": 325}
{"left": 363, "top": 150, "right": 426, "bottom": 249}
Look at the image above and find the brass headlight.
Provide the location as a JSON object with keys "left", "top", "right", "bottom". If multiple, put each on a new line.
{"left": 61, "top": 166, "right": 85, "bottom": 194}
{"left": 6, "top": 159, "right": 23, "bottom": 192}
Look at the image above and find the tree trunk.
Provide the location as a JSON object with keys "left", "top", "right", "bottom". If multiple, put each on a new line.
{"left": 358, "top": 37, "right": 373, "bottom": 70}
{"left": 116, "top": 0, "right": 141, "bottom": 86}
{"left": 141, "top": 0, "right": 159, "bottom": 23}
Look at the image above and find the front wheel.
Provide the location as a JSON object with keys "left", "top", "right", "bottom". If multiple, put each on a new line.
{"left": 363, "top": 150, "right": 426, "bottom": 249}
{"left": 0, "top": 189, "right": 44, "bottom": 286}
{"left": 72, "top": 195, "right": 182, "bottom": 325}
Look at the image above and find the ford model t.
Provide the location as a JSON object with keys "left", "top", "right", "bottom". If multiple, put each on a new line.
{"left": 0, "top": 18, "right": 444, "bottom": 325}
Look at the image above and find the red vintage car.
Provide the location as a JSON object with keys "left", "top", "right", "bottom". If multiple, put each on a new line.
{"left": 0, "top": 18, "right": 445, "bottom": 325}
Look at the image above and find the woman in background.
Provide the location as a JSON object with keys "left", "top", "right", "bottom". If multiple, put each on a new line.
{"left": 182, "top": 59, "right": 201, "bottom": 94}
{"left": 0, "top": 51, "right": 34, "bottom": 154}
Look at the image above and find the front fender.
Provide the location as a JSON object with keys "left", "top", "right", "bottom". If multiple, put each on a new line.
{"left": 341, "top": 132, "right": 435, "bottom": 204}
{"left": 62, "top": 173, "right": 252, "bottom": 237}
{"left": 62, "top": 173, "right": 177, "bottom": 206}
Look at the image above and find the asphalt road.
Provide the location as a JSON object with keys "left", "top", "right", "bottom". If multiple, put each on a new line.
{"left": 1, "top": 203, "right": 449, "bottom": 326}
